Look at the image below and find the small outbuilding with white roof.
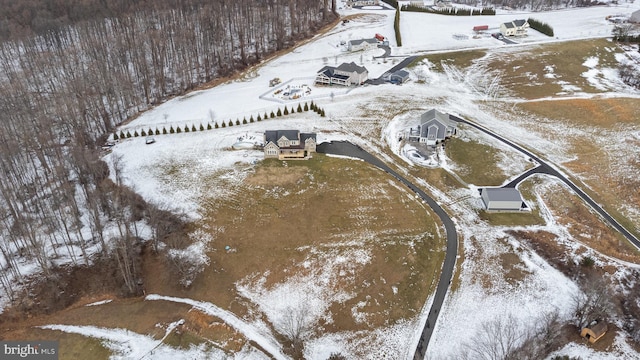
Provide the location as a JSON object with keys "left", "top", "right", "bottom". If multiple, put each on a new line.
{"left": 481, "top": 188, "right": 524, "bottom": 211}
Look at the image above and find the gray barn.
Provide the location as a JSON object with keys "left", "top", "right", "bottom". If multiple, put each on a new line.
{"left": 481, "top": 188, "right": 524, "bottom": 211}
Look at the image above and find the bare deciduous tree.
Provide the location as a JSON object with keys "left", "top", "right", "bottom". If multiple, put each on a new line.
{"left": 572, "top": 276, "right": 614, "bottom": 329}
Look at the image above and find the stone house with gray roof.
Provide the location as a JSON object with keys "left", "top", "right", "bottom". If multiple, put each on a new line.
{"left": 408, "top": 109, "right": 457, "bottom": 146}
{"left": 315, "top": 62, "right": 368, "bottom": 86}
{"left": 264, "top": 130, "right": 317, "bottom": 160}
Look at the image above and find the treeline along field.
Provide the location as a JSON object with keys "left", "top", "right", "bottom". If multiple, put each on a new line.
{"left": 0, "top": 0, "right": 336, "bottom": 315}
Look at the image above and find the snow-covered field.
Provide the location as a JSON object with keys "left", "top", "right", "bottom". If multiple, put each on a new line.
{"left": 13, "top": 1, "right": 640, "bottom": 359}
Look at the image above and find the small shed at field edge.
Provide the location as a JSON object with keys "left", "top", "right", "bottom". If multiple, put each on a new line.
{"left": 580, "top": 322, "right": 608, "bottom": 344}
{"left": 481, "top": 188, "right": 524, "bottom": 211}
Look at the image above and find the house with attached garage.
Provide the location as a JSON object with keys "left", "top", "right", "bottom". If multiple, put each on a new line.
{"left": 408, "top": 109, "right": 457, "bottom": 146}
{"left": 347, "top": 38, "right": 379, "bottom": 52}
{"left": 264, "top": 130, "right": 317, "bottom": 160}
{"left": 315, "top": 62, "right": 368, "bottom": 86}
{"left": 481, "top": 188, "right": 525, "bottom": 211}
{"left": 500, "top": 19, "right": 529, "bottom": 37}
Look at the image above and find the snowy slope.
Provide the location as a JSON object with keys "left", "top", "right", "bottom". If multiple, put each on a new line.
{"left": 29, "top": 2, "right": 640, "bottom": 359}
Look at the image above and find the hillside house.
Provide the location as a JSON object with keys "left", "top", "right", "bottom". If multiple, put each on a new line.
{"left": 347, "top": 38, "right": 379, "bottom": 52}
{"left": 481, "top": 188, "right": 524, "bottom": 211}
{"left": 631, "top": 10, "right": 640, "bottom": 23}
{"left": 581, "top": 322, "right": 608, "bottom": 344}
{"left": 408, "top": 109, "right": 457, "bottom": 146}
{"left": 315, "top": 62, "right": 368, "bottom": 86}
{"left": 500, "top": 19, "right": 529, "bottom": 36}
{"left": 347, "top": 0, "right": 380, "bottom": 7}
{"left": 434, "top": 0, "right": 452, "bottom": 8}
{"left": 264, "top": 130, "right": 317, "bottom": 160}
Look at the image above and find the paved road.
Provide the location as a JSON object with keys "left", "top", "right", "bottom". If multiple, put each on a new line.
{"left": 316, "top": 141, "right": 458, "bottom": 360}
{"left": 450, "top": 114, "right": 640, "bottom": 250}
{"left": 502, "top": 165, "right": 547, "bottom": 188}
{"left": 374, "top": 44, "right": 391, "bottom": 59}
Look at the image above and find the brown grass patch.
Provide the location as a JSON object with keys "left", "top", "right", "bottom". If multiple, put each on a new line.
{"left": 503, "top": 99, "right": 640, "bottom": 241}
{"left": 518, "top": 98, "right": 640, "bottom": 127}
{"left": 414, "top": 49, "right": 487, "bottom": 72}
{"left": 244, "top": 162, "right": 307, "bottom": 186}
{"left": 187, "top": 155, "right": 443, "bottom": 328}
{"left": 499, "top": 251, "right": 532, "bottom": 286}
{"left": 507, "top": 230, "right": 574, "bottom": 277}
{"left": 537, "top": 182, "right": 640, "bottom": 263}
{"left": 483, "top": 39, "right": 622, "bottom": 99}
{"left": 149, "top": 155, "right": 442, "bottom": 337}
{"left": 2, "top": 154, "right": 444, "bottom": 356}
{"left": 445, "top": 137, "right": 506, "bottom": 186}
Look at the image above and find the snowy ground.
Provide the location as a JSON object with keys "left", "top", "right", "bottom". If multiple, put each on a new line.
{"left": 19, "top": 1, "right": 640, "bottom": 359}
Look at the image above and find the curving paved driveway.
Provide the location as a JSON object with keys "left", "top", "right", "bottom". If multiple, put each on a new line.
{"left": 450, "top": 114, "right": 640, "bottom": 250}
{"left": 315, "top": 141, "right": 458, "bottom": 360}
{"left": 316, "top": 113, "right": 640, "bottom": 358}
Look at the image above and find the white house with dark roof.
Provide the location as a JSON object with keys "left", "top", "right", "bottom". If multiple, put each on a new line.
{"left": 408, "top": 109, "right": 457, "bottom": 146}
{"left": 347, "top": 0, "right": 380, "bottom": 6}
{"left": 315, "top": 62, "right": 368, "bottom": 86}
{"left": 264, "top": 130, "right": 317, "bottom": 160}
{"left": 481, "top": 188, "right": 524, "bottom": 211}
{"left": 347, "top": 38, "right": 379, "bottom": 52}
{"left": 500, "top": 19, "right": 529, "bottom": 36}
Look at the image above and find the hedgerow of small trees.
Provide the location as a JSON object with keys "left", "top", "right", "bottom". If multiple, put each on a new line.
{"left": 401, "top": 4, "right": 495, "bottom": 16}
{"left": 394, "top": 9, "right": 402, "bottom": 47}
{"left": 381, "top": 0, "right": 398, "bottom": 9}
{"left": 528, "top": 18, "right": 554, "bottom": 37}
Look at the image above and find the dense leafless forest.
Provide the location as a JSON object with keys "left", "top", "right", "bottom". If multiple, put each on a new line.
{"left": 453, "top": 0, "right": 608, "bottom": 10}
{"left": 0, "top": 0, "right": 336, "bottom": 313}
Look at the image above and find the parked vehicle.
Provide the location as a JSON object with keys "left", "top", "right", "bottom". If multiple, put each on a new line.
{"left": 269, "top": 77, "right": 281, "bottom": 87}
{"left": 375, "top": 33, "right": 385, "bottom": 42}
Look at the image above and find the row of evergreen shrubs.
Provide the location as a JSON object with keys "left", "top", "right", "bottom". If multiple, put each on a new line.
{"left": 112, "top": 101, "right": 325, "bottom": 140}
{"left": 394, "top": 9, "right": 402, "bottom": 47}
{"left": 528, "top": 18, "right": 554, "bottom": 37}
{"left": 400, "top": 4, "right": 495, "bottom": 16}
{"left": 614, "top": 34, "right": 640, "bottom": 43}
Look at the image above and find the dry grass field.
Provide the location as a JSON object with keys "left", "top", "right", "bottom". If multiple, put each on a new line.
{"left": 6, "top": 154, "right": 445, "bottom": 358}
{"left": 4, "top": 37, "right": 639, "bottom": 359}
{"left": 535, "top": 180, "right": 640, "bottom": 263}
{"left": 481, "top": 39, "right": 622, "bottom": 99}
{"left": 507, "top": 97, "right": 640, "bottom": 241}
{"left": 193, "top": 155, "right": 444, "bottom": 329}
{"left": 413, "top": 50, "right": 487, "bottom": 73}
